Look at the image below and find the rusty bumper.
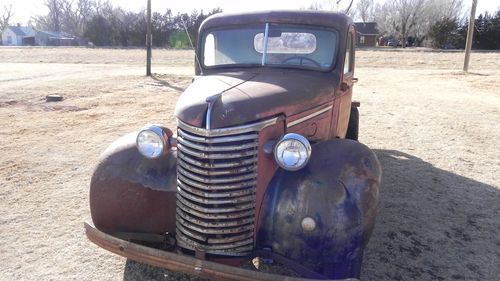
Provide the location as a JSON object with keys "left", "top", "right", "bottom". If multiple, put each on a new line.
{"left": 84, "top": 222, "right": 358, "bottom": 281}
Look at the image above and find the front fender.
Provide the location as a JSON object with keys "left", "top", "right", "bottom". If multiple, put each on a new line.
{"left": 256, "top": 139, "right": 381, "bottom": 279}
{"left": 89, "top": 133, "right": 177, "bottom": 235}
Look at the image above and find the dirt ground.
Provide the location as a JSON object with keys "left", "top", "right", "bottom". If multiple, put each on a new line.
{"left": 0, "top": 47, "right": 498, "bottom": 281}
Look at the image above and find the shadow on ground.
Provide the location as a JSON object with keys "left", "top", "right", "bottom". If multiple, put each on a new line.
{"left": 361, "top": 150, "right": 499, "bottom": 281}
{"left": 151, "top": 74, "right": 189, "bottom": 92}
{"left": 124, "top": 259, "right": 209, "bottom": 281}
{"left": 123, "top": 150, "right": 499, "bottom": 281}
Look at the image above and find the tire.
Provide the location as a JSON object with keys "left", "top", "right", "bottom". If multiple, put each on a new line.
{"left": 346, "top": 107, "right": 359, "bottom": 141}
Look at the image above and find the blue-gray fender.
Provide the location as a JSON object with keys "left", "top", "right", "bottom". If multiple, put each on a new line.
{"left": 256, "top": 139, "right": 381, "bottom": 279}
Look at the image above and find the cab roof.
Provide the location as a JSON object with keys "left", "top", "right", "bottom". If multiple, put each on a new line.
{"left": 199, "top": 10, "right": 353, "bottom": 33}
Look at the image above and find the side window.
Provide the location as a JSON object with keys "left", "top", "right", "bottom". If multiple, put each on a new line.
{"left": 344, "top": 32, "right": 352, "bottom": 74}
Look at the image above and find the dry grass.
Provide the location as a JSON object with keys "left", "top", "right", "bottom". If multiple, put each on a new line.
{"left": 0, "top": 47, "right": 498, "bottom": 281}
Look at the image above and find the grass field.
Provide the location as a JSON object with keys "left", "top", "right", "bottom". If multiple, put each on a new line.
{"left": 0, "top": 47, "right": 499, "bottom": 281}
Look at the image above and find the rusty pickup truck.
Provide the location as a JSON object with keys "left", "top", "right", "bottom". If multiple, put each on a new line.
{"left": 86, "top": 10, "right": 381, "bottom": 281}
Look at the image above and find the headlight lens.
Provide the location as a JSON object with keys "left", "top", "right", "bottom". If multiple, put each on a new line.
{"left": 274, "top": 133, "right": 311, "bottom": 171}
{"left": 136, "top": 125, "right": 167, "bottom": 159}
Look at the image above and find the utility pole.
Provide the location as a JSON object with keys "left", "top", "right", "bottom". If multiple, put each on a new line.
{"left": 463, "top": 0, "right": 477, "bottom": 72}
{"left": 146, "top": 0, "right": 152, "bottom": 76}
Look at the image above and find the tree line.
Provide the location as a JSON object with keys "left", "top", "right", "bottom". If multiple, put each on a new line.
{"left": 2, "top": 0, "right": 499, "bottom": 49}
{"left": 428, "top": 11, "right": 500, "bottom": 49}
{"left": 31, "top": 0, "right": 221, "bottom": 47}
{"left": 353, "top": 0, "right": 500, "bottom": 49}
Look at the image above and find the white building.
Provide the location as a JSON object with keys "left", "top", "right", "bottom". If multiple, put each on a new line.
{"left": 1, "top": 25, "right": 36, "bottom": 46}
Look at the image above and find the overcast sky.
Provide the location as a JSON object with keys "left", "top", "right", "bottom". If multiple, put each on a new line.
{"left": 2, "top": 0, "right": 499, "bottom": 25}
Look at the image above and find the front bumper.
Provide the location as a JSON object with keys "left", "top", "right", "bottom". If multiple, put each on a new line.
{"left": 84, "top": 222, "right": 358, "bottom": 281}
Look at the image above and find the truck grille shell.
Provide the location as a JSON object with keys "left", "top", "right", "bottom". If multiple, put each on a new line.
{"left": 175, "top": 119, "right": 277, "bottom": 256}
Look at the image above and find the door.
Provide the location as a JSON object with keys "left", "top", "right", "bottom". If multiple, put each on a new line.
{"left": 334, "top": 26, "right": 355, "bottom": 138}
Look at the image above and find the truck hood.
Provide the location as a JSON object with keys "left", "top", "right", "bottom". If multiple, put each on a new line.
{"left": 175, "top": 70, "right": 338, "bottom": 129}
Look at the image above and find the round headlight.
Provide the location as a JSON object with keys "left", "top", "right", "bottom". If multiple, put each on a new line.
{"left": 274, "top": 133, "right": 312, "bottom": 171}
{"left": 136, "top": 125, "right": 167, "bottom": 159}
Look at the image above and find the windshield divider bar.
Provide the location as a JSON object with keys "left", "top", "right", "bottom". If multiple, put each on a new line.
{"left": 261, "top": 23, "right": 269, "bottom": 66}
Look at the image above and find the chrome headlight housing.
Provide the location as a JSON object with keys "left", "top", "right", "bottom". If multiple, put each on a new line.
{"left": 136, "top": 125, "right": 168, "bottom": 159}
{"left": 274, "top": 133, "right": 312, "bottom": 171}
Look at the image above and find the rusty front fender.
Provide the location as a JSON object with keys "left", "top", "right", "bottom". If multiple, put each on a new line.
{"left": 89, "top": 133, "right": 177, "bottom": 235}
{"left": 257, "top": 139, "right": 381, "bottom": 279}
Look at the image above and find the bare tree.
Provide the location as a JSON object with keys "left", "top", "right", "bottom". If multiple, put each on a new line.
{"left": 375, "top": 0, "right": 464, "bottom": 47}
{"left": 308, "top": 0, "right": 355, "bottom": 15}
{"left": 32, "top": 0, "right": 63, "bottom": 32}
{"left": 32, "top": 0, "right": 61, "bottom": 32}
{"left": 60, "top": 0, "right": 95, "bottom": 35}
{"left": 344, "top": 0, "right": 355, "bottom": 14}
{"left": 375, "top": 0, "right": 428, "bottom": 47}
{"left": 95, "top": 0, "right": 113, "bottom": 17}
{"left": 48, "top": 0, "right": 62, "bottom": 31}
{"left": 355, "top": 0, "right": 375, "bottom": 22}
{"left": 33, "top": 0, "right": 96, "bottom": 36}
{"left": 76, "top": 0, "right": 95, "bottom": 29}
{"left": 374, "top": 3, "right": 397, "bottom": 37}
{"left": 413, "top": 0, "right": 463, "bottom": 45}
{"left": 1, "top": 4, "right": 14, "bottom": 31}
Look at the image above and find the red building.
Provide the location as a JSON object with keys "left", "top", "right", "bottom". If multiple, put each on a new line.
{"left": 354, "top": 22, "right": 379, "bottom": 47}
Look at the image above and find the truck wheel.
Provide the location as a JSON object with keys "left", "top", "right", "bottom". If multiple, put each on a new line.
{"left": 346, "top": 107, "right": 359, "bottom": 141}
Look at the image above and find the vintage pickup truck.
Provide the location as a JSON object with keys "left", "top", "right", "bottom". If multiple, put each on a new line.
{"left": 85, "top": 10, "right": 381, "bottom": 281}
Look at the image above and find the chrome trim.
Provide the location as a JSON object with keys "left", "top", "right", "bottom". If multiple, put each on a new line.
{"left": 177, "top": 180, "right": 255, "bottom": 198}
{"left": 178, "top": 167, "right": 256, "bottom": 184}
{"left": 207, "top": 231, "right": 254, "bottom": 244}
{"left": 176, "top": 222, "right": 206, "bottom": 241}
{"left": 177, "top": 230, "right": 254, "bottom": 251}
{"left": 177, "top": 208, "right": 255, "bottom": 228}
{"left": 177, "top": 187, "right": 255, "bottom": 205}
{"left": 177, "top": 116, "right": 279, "bottom": 137}
{"left": 177, "top": 136, "right": 258, "bottom": 152}
{"left": 176, "top": 215, "right": 255, "bottom": 235}
{"left": 178, "top": 129, "right": 258, "bottom": 143}
{"left": 177, "top": 174, "right": 257, "bottom": 190}
{"left": 176, "top": 195, "right": 255, "bottom": 213}
{"left": 136, "top": 124, "right": 169, "bottom": 159}
{"left": 175, "top": 122, "right": 266, "bottom": 256}
{"left": 177, "top": 200, "right": 255, "bottom": 219}
{"left": 169, "top": 135, "right": 177, "bottom": 147}
{"left": 261, "top": 23, "right": 270, "bottom": 66}
{"left": 176, "top": 231, "right": 254, "bottom": 255}
{"left": 177, "top": 143, "right": 257, "bottom": 159}
{"left": 178, "top": 151, "right": 256, "bottom": 169}
{"left": 286, "top": 106, "right": 331, "bottom": 128}
{"left": 177, "top": 160, "right": 256, "bottom": 177}
{"left": 205, "top": 93, "right": 222, "bottom": 130}
{"left": 274, "top": 133, "right": 312, "bottom": 171}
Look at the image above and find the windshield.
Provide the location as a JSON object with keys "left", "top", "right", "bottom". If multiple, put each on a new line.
{"left": 202, "top": 23, "right": 337, "bottom": 70}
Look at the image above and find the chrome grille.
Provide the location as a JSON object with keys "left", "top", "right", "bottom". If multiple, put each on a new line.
{"left": 175, "top": 123, "right": 261, "bottom": 256}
